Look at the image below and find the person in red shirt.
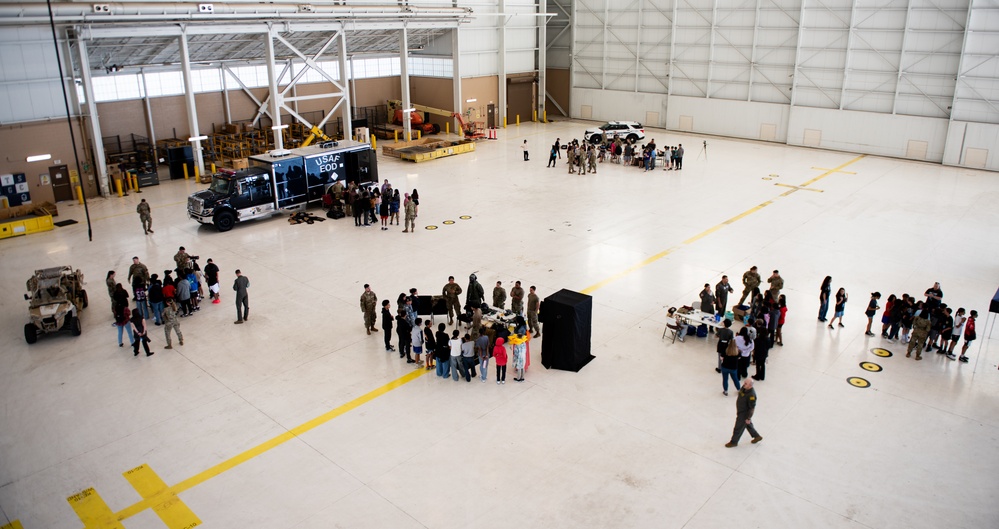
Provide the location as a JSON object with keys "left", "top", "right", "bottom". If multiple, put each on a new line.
{"left": 960, "top": 310, "right": 977, "bottom": 363}
{"left": 493, "top": 337, "right": 508, "bottom": 385}
{"left": 775, "top": 295, "right": 788, "bottom": 346}
{"left": 162, "top": 279, "right": 176, "bottom": 302}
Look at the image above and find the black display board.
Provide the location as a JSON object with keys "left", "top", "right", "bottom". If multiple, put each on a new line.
{"left": 540, "top": 289, "right": 594, "bottom": 372}
{"left": 991, "top": 286, "right": 999, "bottom": 314}
{"left": 414, "top": 295, "right": 448, "bottom": 318}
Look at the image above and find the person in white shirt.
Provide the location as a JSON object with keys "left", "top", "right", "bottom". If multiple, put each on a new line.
{"left": 449, "top": 330, "right": 463, "bottom": 381}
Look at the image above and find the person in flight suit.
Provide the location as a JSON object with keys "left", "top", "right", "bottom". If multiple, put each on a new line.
{"left": 725, "top": 378, "right": 763, "bottom": 447}
{"left": 360, "top": 284, "right": 378, "bottom": 335}
{"left": 442, "top": 276, "right": 463, "bottom": 325}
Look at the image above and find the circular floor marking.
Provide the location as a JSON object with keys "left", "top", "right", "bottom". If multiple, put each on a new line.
{"left": 847, "top": 377, "right": 871, "bottom": 388}
{"left": 860, "top": 362, "right": 883, "bottom": 372}
{"left": 459, "top": 215, "right": 472, "bottom": 220}
{"left": 870, "top": 348, "right": 892, "bottom": 357}
{"left": 425, "top": 225, "right": 438, "bottom": 230}
{"left": 443, "top": 220, "right": 455, "bottom": 225}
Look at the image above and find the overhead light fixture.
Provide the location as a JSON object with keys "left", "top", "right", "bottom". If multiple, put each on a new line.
{"left": 466, "top": 98, "right": 477, "bottom": 103}
{"left": 188, "top": 135, "right": 208, "bottom": 141}
{"left": 271, "top": 124, "right": 289, "bottom": 130}
{"left": 26, "top": 154, "right": 52, "bottom": 162}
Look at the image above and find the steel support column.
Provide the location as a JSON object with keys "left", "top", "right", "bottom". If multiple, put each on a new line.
{"left": 538, "top": 0, "right": 546, "bottom": 121}
{"left": 220, "top": 64, "right": 231, "bottom": 123}
{"left": 668, "top": 0, "right": 678, "bottom": 97}
{"left": 601, "top": 0, "right": 609, "bottom": 89}
{"left": 140, "top": 68, "right": 157, "bottom": 163}
{"left": 839, "top": 0, "right": 859, "bottom": 110}
{"left": 179, "top": 32, "right": 206, "bottom": 173}
{"left": 748, "top": 0, "right": 762, "bottom": 101}
{"left": 264, "top": 28, "right": 284, "bottom": 151}
{"left": 635, "top": 0, "right": 643, "bottom": 92}
{"left": 569, "top": 0, "right": 576, "bottom": 115}
{"left": 452, "top": 28, "right": 462, "bottom": 134}
{"left": 499, "top": 0, "right": 507, "bottom": 125}
{"left": 75, "top": 38, "right": 110, "bottom": 196}
{"left": 891, "top": 0, "right": 914, "bottom": 114}
{"left": 789, "top": 0, "right": 808, "bottom": 107}
{"left": 707, "top": 0, "right": 719, "bottom": 98}
{"left": 338, "top": 29, "right": 352, "bottom": 138}
{"left": 400, "top": 27, "right": 412, "bottom": 141}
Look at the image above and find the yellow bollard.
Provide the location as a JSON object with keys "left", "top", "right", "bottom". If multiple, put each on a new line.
{"left": 516, "top": 115, "right": 520, "bottom": 126}
{"left": 210, "top": 162, "right": 217, "bottom": 174}
{"left": 131, "top": 174, "right": 138, "bottom": 191}
{"left": 446, "top": 122, "right": 450, "bottom": 135}
{"left": 533, "top": 110, "right": 537, "bottom": 122}
{"left": 115, "top": 178, "right": 123, "bottom": 197}
{"left": 503, "top": 116, "right": 507, "bottom": 128}
{"left": 76, "top": 185, "right": 83, "bottom": 204}
{"left": 183, "top": 164, "right": 189, "bottom": 180}
{"left": 544, "top": 110, "right": 547, "bottom": 122}
{"left": 194, "top": 165, "right": 200, "bottom": 181}
{"left": 394, "top": 130, "right": 399, "bottom": 143}
{"left": 371, "top": 136, "right": 377, "bottom": 149}
{"left": 416, "top": 130, "right": 421, "bottom": 140}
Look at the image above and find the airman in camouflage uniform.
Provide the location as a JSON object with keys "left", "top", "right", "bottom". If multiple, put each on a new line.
{"left": 739, "top": 266, "right": 761, "bottom": 306}
{"left": 527, "top": 286, "right": 541, "bottom": 337}
{"left": 907, "top": 307, "right": 931, "bottom": 361}
{"left": 510, "top": 281, "right": 525, "bottom": 315}
{"left": 136, "top": 198, "right": 153, "bottom": 234}
{"left": 163, "top": 300, "right": 184, "bottom": 349}
{"left": 360, "top": 284, "right": 378, "bottom": 335}
{"left": 493, "top": 281, "right": 507, "bottom": 309}
{"left": 442, "top": 276, "right": 463, "bottom": 325}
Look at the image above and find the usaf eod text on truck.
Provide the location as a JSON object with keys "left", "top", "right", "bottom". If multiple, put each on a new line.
{"left": 188, "top": 141, "right": 377, "bottom": 231}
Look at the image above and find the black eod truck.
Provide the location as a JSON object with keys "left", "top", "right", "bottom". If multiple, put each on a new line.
{"left": 188, "top": 141, "right": 377, "bottom": 231}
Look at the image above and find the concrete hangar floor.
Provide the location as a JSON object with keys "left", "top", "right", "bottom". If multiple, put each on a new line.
{"left": 0, "top": 120, "right": 997, "bottom": 529}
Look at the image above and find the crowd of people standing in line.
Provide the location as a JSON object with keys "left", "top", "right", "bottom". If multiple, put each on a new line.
{"left": 546, "top": 137, "right": 685, "bottom": 174}
{"left": 818, "top": 279, "right": 978, "bottom": 363}
{"left": 359, "top": 274, "right": 543, "bottom": 385}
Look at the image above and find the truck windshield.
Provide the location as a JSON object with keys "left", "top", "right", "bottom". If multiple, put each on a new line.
{"left": 209, "top": 177, "right": 232, "bottom": 194}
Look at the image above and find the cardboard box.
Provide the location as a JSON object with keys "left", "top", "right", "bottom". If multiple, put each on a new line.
{"left": 231, "top": 158, "right": 249, "bottom": 170}
{"left": 732, "top": 305, "right": 748, "bottom": 319}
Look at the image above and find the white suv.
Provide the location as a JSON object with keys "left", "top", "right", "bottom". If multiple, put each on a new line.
{"left": 584, "top": 121, "right": 645, "bottom": 143}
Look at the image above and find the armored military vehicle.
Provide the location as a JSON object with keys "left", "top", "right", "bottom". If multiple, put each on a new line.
{"left": 24, "top": 266, "right": 88, "bottom": 344}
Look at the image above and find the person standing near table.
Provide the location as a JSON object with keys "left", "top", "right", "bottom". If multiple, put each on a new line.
{"left": 493, "top": 281, "right": 507, "bottom": 309}
{"left": 442, "top": 276, "right": 463, "bottom": 325}
{"left": 510, "top": 281, "right": 525, "bottom": 315}
{"left": 715, "top": 275, "right": 734, "bottom": 316}
{"left": 465, "top": 274, "right": 484, "bottom": 311}
{"left": 735, "top": 326, "right": 754, "bottom": 379}
{"left": 527, "top": 286, "right": 542, "bottom": 337}
{"left": 725, "top": 378, "right": 763, "bottom": 447}
{"left": 738, "top": 266, "right": 761, "bottom": 306}
{"left": 699, "top": 283, "right": 716, "bottom": 314}
{"left": 233, "top": 269, "right": 250, "bottom": 324}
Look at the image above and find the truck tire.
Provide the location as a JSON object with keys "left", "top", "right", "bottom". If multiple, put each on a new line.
{"left": 627, "top": 134, "right": 639, "bottom": 142}
{"left": 70, "top": 315, "right": 82, "bottom": 336}
{"left": 80, "top": 289, "right": 89, "bottom": 309}
{"left": 214, "top": 211, "right": 236, "bottom": 232}
{"left": 25, "top": 323, "right": 37, "bottom": 344}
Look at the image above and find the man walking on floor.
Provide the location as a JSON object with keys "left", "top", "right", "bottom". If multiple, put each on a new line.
{"left": 725, "top": 378, "right": 763, "bottom": 447}
{"left": 136, "top": 198, "right": 153, "bottom": 234}
{"left": 233, "top": 269, "right": 250, "bottom": 324}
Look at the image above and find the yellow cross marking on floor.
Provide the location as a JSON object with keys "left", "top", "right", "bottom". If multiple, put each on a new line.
{"left": 66, "top": 489, "right": 125, "bottom": 529}
{"left": 1, "top": 520, "right": 25, "bottom": 529}
{"left": 774, "top": 183, "right": 823, "bottom": 193}
{"left": 811, "top": 166, "right": 856, "bottom": 175}
{"left": 122, "top": 465, "right": 201, "bottom": 528}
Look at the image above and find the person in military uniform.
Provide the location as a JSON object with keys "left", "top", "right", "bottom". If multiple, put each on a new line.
{"left": 725, "top": 378, "right": 763, "bottom": 447}
{"left": 174, "top": 246, "right": 194, "bottom": 277}
{"left": 127, "top": 257, "right": 150, "bottom": 293}
{"left": 567, "top": 144, "right": 577, "bottom": 174}
{"left": 587, "top": 145, "right": 598, "bottom": 174}
{"left": 527, "top": 286, "right": 541, "bottom": 337}
{"left": 738, "top": 266, "right": 761, "bottom": 306}
{"left": 163, "top": 299, "right": 183, "bottom": 349}
{"left": 907, "top": 303, "right": 932, "bottom": 360}
{"left": 403, "top": 193, "right": 417, "bottom": 233}
{"left": 465, "top": 274, "right": 484, "bottom": 311}
{"left": 767, "top": 270, "right": 784, "bottom": 300}
{"left": 442, "top": 276, "right": 463, "bottom": 325}
{"left": 510, "top": 281, "right": 525, "bottom": 315}
{"left": 360, "top": 284, "right": 378, "bottom": 335}
{"left": 136, "top": 198, "right": 153, "bottom": 234}
{"left": 493, "top": 281, "right": 507, "bottom": 309}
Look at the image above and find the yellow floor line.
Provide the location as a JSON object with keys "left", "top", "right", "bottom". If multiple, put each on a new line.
{"left": 63, "top": 154, "right": 866, "bottom": 528}
{"left": 580, "top": 154, "right": 865, "bottom": 293}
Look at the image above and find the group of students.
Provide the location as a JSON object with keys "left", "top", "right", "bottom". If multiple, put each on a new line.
{"left": 105, "top": 247, "right": 223, "bottom": 357}
{"left": 819, "top": 278, "right": 978, "bottom": 363}
{"left": 378, "top": 294, "right": 531, "bottom": 384}
{"left": 714, "top": 317, "right": 776, "bottom": 395}
{"left": 548, "top": 136, "right": 686, "bottom": 174}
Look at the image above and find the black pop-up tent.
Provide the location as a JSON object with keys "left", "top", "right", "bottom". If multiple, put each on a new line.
{"left": 540, "top": 289, "right": 595, "bottom": 372}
